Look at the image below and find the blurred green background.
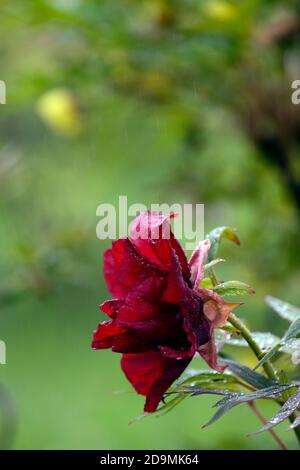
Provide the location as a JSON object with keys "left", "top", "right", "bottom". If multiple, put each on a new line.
{"left": 0, "top": 0, "right": 300, "bottom": 450}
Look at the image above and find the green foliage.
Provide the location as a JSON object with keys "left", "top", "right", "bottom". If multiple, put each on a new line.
{"left": 266, "top": 296, "right": 300, "bottom": 323}
{"left": 253, "top": 387, "right": 300, "bottom": 435}
{"left": 221, "top": 359, "right": 276, "bottom": 390}
{"left": 206, "top": 227, "right": 240, "bottom": 264}
{"left": 254, "top": 317, "right": 300, "bottom": 370}
{"left": 202, "top": 384, "right": 298, "bottom": 429}
{"left": 213, "top": 280, "right": 255, "bottom": 296}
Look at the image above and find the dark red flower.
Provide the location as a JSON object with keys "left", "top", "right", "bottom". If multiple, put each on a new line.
{"left": 92, "top": 212, "right": 238, "bottom": 412}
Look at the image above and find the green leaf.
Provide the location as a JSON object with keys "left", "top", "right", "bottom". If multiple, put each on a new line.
{"left": 279, "top": 370, "right": 295, "bottom": 402}
{"left": 221, "top": 359, "right": 276, "bottom": 389}
{"left": 178, "top": 387, "right": 234, "bottom": 398}
{"left": 252, "top": 387, "right": 300, "bottom": 435}
{"left": 177, "top": 369, "right": 232, "bottom": 384}
{"left": 206, "top": 226, "right": 240, "bottom": 263}
{"left": 224, "top": 331, "right": 299, "bottom": 356}
{"left": 213, "top": 280, "right": 255, "bottom": 296}
{"left": 281, "top": 338, "right": 300, "bottom": 354}
{"left": 172, "top": 369, "right": 238, "bottom": 392}
{"left": 253, "top": 318, "right": 300, "bottom": 370}
{"left": 222, "top": 332, "right": 280, "bottom": 352}
{"left": 265, "top": 296, "right": 300, "bottom": 323}
{"left": 283, "top": 318, "right": 300, "bottom": 342}
{"left": 199, "top": 277, "right": 214, "bottom": 289}
{"left": 204, "top": 258, "right": 225, "bottom": 271}
{"left": 202, "top": 384, "right": 296, "bottom": 429}
{"left": 288, "top": 411, "right": 300, "bottom": 430}
{"left": 156, "top": 394, "right": 186, "bottom": 417}
{"left": 253, "top": 344, "right": 282, "bottom": 371}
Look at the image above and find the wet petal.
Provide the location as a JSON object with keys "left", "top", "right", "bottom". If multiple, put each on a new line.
{"left": 100, "top": 299, "right": 125, "bottom": 319}
{"left": 104, "top": 238, "right": 162, "bottom": 298}
{"left": 121, "top": 351, "right": 191, "bottom": 412}
{"left": 92, "top": 320, "right": 125, "bottom": 349}
{"left": 181, "top": 289, "right": 210, "bottom": 351}
{"left": 129, "top": 211, "right": 190, "bottom": 279}
{"left": 116, "top": 277, "right": 167, "bottom": 322}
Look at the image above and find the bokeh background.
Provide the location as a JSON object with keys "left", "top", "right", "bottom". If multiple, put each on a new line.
{"left": 1, "top": 0, "right": 300, "bottom": 450}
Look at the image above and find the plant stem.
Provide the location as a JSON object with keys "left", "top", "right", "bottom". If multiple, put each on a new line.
{"left": 228, "top": 312, "right": 278, "bottom": 381}
{"left": 247, "top": 401, "right": 288, "bottom": 450}
{"left": 228, "top": 311, "right": 300, "bottom": 447}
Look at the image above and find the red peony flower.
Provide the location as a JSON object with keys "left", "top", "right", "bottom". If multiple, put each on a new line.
{"left": 92, "top": 212, "right": 238, "bottom": 412}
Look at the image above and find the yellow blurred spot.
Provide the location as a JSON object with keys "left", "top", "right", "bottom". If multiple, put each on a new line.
{"left": 140, "top": 72, "right": 171, "bottom": 100}
{"left": 204, "top": 1, "right": 237, "bottom": 22}
{"left": 36, "top": 88, "right": 83, "bottom": 137}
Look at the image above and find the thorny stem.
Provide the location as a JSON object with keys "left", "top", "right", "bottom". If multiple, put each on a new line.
{"left": 247, "top": 401, "right": 288, "bottom": 450}
{"left": 228, "top": 312, "right": 300, "bottom": 447}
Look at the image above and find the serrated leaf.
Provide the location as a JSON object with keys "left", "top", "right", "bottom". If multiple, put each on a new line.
{"left": 252, "top": 387, "right": 300, "bottom": 435}
{"left": 171, "top": 369, "right": 238, "bottom": 396}
{"left": 213, "top": 280, "right": 255, "bottom": 296}
{"left": 223, "top": 332, "right": 280, "bottom": 351}
{"left": 283, "top": 318, "right": 300, "bottom": 342}
{"left": 254, "top": 318, "right": 300, "bottom": 370}
{"left": 221, "top": 359, "right": 276, "bottom": 390}
{"left": 176, "top": 369, "right": 234, "bottom": 387}
{"left": 253, "top": 343, "right": 282, "bottom": 371}
{"left": 282, "top": 338, "right": 300, "bottom": 354}
{"left": 178, "top": 387, "right": 234, "bottom": 398}
{"left": 265, "top": 296, "right": 300, "bottom": 323}
{"left": 202, "top": 384, "right": 296, "bottom": 429}
{"left": 206, "top": 226, "right": 240, "bottom": 263}
{"left": 287, "top": 411, "right": 300, "bottom": 430}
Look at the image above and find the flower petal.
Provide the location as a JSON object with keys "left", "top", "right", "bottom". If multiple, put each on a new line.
{"left": 199, "top": 288, "right": 242, "bottom": 328}
{"left": 121, "top": 351, "right": 191, "bottom": 412}
{"left": 117, "top": 311, "right": 183, "bottom": 342}
{"left": 161, "top": 248, "right": 189, "bottom": 304}
{"left": 92, "top": 320, "right": 125, "bottom": 349}
{"left": 198, "top": 338, "right": 226, "bottom": 373}
{"left": 181, "top": 289, "right": 210, "bottom": 351}
{"left": 100, "top": 299, "right": 125, "bottom": 318}
{"left": 116, "top": 277, "right": 167, "bottom": 322}
{"left": 161, "top": 289, "right": 210, "bottom": 359}
{"left": 189, "top": 239, "right": 211, "bottom": 289}
{"left": 129, "top": 211, "right": 190, "bottom": 279}
{"left": 104, "top": 238, "right": 162, "bottom": 298}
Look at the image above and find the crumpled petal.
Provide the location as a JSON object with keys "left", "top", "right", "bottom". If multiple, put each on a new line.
{"left": 104, "top": 238, "right": 162, "bottom": 298}
{"left": 129, "top": 211, "right": 190, "bottom": 279}
{"left": 198, "top": 338, "right": 226, "bottom": 373}
{"left": 196, "top": 288, "right": 242, "bottom": 370}
{"left": 198, "top": 288, "right": 242, "bottom": 328}
{"left": 100, "top": 299, "right": 125, "bottom": 319}
{"left": 189, "top": 239, "right": 211, "bottom": 289}
{"left": 121, "top": 351, "right": 191, "bottom": 412}
{"left": 117, "top": 312, "right": 183, "bottom": 345}
{"left": 92, "top": 320, "right": 125, "bottom": 349}
{"left": 116, "top": 277, "right": 167, "bottom": 322}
